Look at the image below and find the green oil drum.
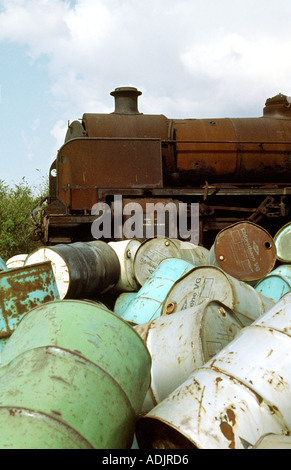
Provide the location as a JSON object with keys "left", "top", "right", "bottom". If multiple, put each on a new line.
{"left": 0, "top": 407, "right": 94, "bottom": 449}
{"left": 0, "top": 300, "right": 151, "bottom": 449}
{"left": 0, "top": 347, "right": 135, "bottom": 449}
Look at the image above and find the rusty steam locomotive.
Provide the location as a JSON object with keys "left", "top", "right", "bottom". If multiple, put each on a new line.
{"left": 32, "top": 87, "right": 291, "bottom": 248}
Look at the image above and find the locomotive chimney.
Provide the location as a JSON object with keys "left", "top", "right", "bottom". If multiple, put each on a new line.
{"left": 110, "top": 87, "right": 142, "bottom": 114}
{"left": 263, "top": 93, "right": 291, "bottom": 118}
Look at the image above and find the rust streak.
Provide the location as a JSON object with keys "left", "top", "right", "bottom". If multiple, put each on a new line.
{"left": 226, "top": 408, "right": 236, "bottom": 426}
{"left": 50, "top": 376, "right": 71, "bottom": 386}
{"left": 220, "top": 421, "right": 235, "bottom": 449}
{"left": 197, "top": 385, "right": 206, "bottom": 434}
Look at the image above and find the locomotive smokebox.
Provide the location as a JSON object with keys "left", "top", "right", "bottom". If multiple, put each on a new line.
{"left": 110, "top": 86, "right": 142, "bottom": 114}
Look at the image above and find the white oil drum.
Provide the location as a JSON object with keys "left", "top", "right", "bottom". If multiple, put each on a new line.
{"left": 108, "top": 239, "right": 141, "bottom": 291}
{"left": 274, "top": 222, "right": 291, "bottom": 262}
{"left": 161, "top": 265, "right": 275, "bottom": 327}
{"left": 134, "top": 300, "right": 242, "bottom": 412}
{"left": 6, "top": 254, "right": 27, "bottom": 269}
{"left": 133, "top": 238, "right": 209, "bottom": 286}
{"left": 136, "top": 292, "right": 291, "bottom": 449}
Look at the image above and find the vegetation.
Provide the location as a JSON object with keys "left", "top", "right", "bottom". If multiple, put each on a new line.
{"left": 0, "top": 176, "right": 49, "bottom": 262}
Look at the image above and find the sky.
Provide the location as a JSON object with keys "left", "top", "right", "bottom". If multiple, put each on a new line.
{"left": 0, "top": 0, "right": 291, "bottom": 191}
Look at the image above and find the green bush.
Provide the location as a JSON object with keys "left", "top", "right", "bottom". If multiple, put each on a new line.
{"left": 0, "top": 177, "right": 48, "bottom": 261}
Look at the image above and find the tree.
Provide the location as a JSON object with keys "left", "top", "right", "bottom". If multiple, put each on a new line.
{"left": 0, "top": 177, "right": 48, "bottom": 261}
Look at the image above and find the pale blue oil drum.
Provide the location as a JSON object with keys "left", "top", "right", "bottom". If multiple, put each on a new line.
{"left": 0, "top": 257, "right": 7, "bottom": 272}
{"left": 114, "top": 292, "right": 137, "bottom": 317}
{"left": 271, "top": 264, "right": 291, "bottom": 284}
{"left": 255, "top": 265, "right": 291, "bottom": 302}
{"left": 121, "top": 258, "right": 194, "bottom": 325}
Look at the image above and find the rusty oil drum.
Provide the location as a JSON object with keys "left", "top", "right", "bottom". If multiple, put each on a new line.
{"left": 161, "top": 265, "right": 275, "bottom": 327}
{"left": 24, "top": 241, "right": 120, "bottom": 300}
{"left": 208, "top": 221, "right": 277, "bottom": 282}
{"left": 0, "top": 262, "right": 60, "bottom": 349}
{"left": 134, "top": 300, "right": 242, "bottom": 412}
{"left": 136, "top": 292, "right": 291, "bottom": 449}
{"left": 0, "top": 300, "right": 151, "bottom": 449}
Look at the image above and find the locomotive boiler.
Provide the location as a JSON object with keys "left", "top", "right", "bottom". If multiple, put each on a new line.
{"left": 32, "top": 87, "right": 291, "bottom": 248}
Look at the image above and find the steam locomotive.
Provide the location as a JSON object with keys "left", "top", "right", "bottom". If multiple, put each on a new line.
{"left": 31, "top": 87, "right": 291, "bottom": 248}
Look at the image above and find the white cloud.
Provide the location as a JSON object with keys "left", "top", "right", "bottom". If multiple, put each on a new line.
{"left": 0, "top": 0, "right": 70, "bottom": 55}
{"left": 1, "top": 0, "right": 291, "bottom": 186}
{"left": 180, "top": 33, "right": 291, "bottom": 116}
{"left": 1, "top": 0, "right": 291, "bottom": 140}
{"left": 181, "top": 33, "right": 291, "bottom": 90}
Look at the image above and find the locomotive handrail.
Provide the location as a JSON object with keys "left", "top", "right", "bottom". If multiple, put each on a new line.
{"left": 61, "top": 136, "right": 291, "bottom": 144}
{"left": 163, "top": 140, "right": 291, "bottom": 144}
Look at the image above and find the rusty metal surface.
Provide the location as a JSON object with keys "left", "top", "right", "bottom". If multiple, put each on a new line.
{"left": 57, "top": 138, "right": 163, "bottom": 210}
{"left": 82, "top": 112, "right": 169, "bottom": 139}
{"left": 0, "top": 262, "right": 60, "bottom": 340}
{"left": 174, "top": 118, "right": 238, "bottom": 181}
{"left": 173, "top": 116, "right": 291, "bottom": 183}
{"left": 263, "top": 93, "right": 291, "bottom": 118}
{"left": 136, "top": 366, "right": 289, "bottom": 449}
{"left": 110, "top": 87, "right": 142, "bottom": 115}
{"left": 209, "top": 221, "right": 277, "bottom": 281}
